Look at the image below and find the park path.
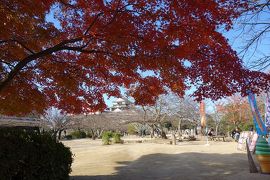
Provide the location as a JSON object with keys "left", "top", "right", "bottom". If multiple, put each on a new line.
{"left": 63, "top": 139, "right": 269, "bottom": 180}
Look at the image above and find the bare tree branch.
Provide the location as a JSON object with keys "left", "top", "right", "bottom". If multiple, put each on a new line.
{"left": 236, "top": 0, "right": 270, "bottom": 70}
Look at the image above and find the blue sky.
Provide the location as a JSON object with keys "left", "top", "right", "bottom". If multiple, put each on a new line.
{"left": 223, "top": 11, "right": 269, "bottom": 71}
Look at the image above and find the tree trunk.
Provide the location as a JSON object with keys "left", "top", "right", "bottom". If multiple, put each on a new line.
{"left": 227, "top": 124, "right": 230, "bottom": 137}
{"left": 172, "top": 132, "right": 176, "bottom": 145}
{"left": 201, "top": 127, "right": 204, "bottom": 136}
{"left": 178, "top": 119, "right": 182, "bottom": 137}
{"left": 53, "top": 130, "right": 58, "bottom": 141}
{"left": 90, "top": 129, "right": 96, "bottom": 140}
{"left": 161, "top": 131, "right": 167, "bottom": 139}
{"left": 157, "top": 123, "right": 167, "bottom": 139}
{"left": 58, "top": 129, "right": 63, "bottom": 140}
{"left": 215, "top": 125, "right": 219, "bottom": 136}
{"left": 150, "top": 124, "right": 154, "bottom": 138}
{"left": 98, "top": 129, "right": 104, "bottom": 138}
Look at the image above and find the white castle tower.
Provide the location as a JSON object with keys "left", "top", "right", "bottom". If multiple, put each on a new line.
{"left": 109, "top": 97, "right": 133, "bottom": 112}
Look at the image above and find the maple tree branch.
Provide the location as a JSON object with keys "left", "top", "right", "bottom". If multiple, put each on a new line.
{"left": 83, "top": 3, "right": 136, "bottom": 38}
{"left": 102, "top": 2, "right": 135, "bottom": 28}
{"left": 81, "top": 39, "right": 93, "bottom": 49}
{"left": 0, "top": 40, "right": 9, "bottom": 44}
{"left": 0, "top": 35, "right": 113, "bottom": 91}
{"left": 13, "top": 39, "right": 35, "bottom": 54}
{"left": 84, "top": 12, "right": 103, "bottom": 35}
{"left": 62, "top": 46, "right": 108, "bottom": 54}
{"left": 0, "top": 37, "right": 83, "bottom": 92}
{"left": 104, "top": 0, "right": 122, "bottom": 27}
{"left": 0, "top": 60, "right": 15, "bottom": 68}
{"left": 0, "top": 39, "right": 35, "bottom": 54}
{"left": 59, "top": 0, "right": 75, "bottom": 8}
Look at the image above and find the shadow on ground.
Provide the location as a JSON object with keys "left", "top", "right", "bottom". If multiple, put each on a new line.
{"left": 71, "top": 152, "right": 269, "bottom": 180}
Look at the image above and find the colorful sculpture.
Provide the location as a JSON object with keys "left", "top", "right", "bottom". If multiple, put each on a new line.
{"left": 255, "top": 136, "right": 270, "bottom": 173}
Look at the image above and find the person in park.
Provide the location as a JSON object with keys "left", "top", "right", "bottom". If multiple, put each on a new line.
{"left": 231, "top": 129, "right": 236, "bottom": 138}
{"left": 233, "top": 128, "right": 241, "bottom": 141}
{"left": 207, "top": 128, "right": 214, "bottom": 137}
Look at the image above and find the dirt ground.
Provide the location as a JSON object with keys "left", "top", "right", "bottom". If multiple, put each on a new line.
{"left": 63, "top": 138, "right": 270, "bottom": 180}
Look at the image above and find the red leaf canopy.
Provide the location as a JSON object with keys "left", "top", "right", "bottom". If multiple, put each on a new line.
{"left": 0, "top": 0, "right": 269, "bottom": 115}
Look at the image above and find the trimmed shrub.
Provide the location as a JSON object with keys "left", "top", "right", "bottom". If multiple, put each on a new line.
{"left": 127, "top": 124, "right": 137, "bottom": 135}
{"left": 0, "top": 128, "right": 73, "bottom": 180}
{"left": 80, "top": 131, "right": 87, "bottom": 138}
{"left": 163, "top": 121, "right": 172, "bottom": 130}
{"left": 86, "top": 131, "right": 93, "bottom": 138}
{"left": 113, "top": 133, "right": 123, "bottom": 144}
{"left": 70, "top": 130, "right": 87, "bottom": 139}
{"left": 65, "top": 135, "right": 73, "bottom": 140}
{"left": 102, "top": 131, "right": 113, "bottom": 145}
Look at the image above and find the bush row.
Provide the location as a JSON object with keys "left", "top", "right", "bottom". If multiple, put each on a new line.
{"left": 102, "top": 131, "right": 123, "bottom": 145}
{"left": 70, "top": 130, "right": 87, "bottom": 139}
{"left": 0, "top": 128, "right": 73, "bottom": 180}
{"left": 64, "top": 130, "right": 94, "bottom": 140}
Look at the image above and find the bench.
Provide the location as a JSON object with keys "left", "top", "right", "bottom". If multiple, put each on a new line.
{"left": 123, "top": 140, "right": 143, "bottom": 143}
{"left": 209, "top": 136, "right": 226, "bottom": 142}
{"left": 180, "top": 135, "right": 196, "bottom": 141}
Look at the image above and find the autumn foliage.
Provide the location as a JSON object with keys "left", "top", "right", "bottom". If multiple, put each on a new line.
{"left": 0, "top": 0, "right": 269, "bottom": 115}
{"left": 216, "top": 95, "right": 251, "bottom": 128}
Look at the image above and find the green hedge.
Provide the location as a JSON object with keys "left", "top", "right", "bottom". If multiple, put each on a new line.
{"left": 86, "top": 131, "right": 93, "bottom": 138}
{"left": 0, "top": 128, "right": 73, "bottom": 180}
{"left": 127, "top": 124, "right": 137, "bottom": 135}
{"left": 70, "top": 130, "right": 86, "bottom": 139}
{"left": 102, "top": 131, "right": 113, "bottom": 145}
{"left": 65, "top": 135, "right": 73, "bottom": 140}
{"left": 102, "top": 131, "right": 123, "bottom": 145}
{"left": 113, "top": 133, "right": 123, "bottom": 144}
